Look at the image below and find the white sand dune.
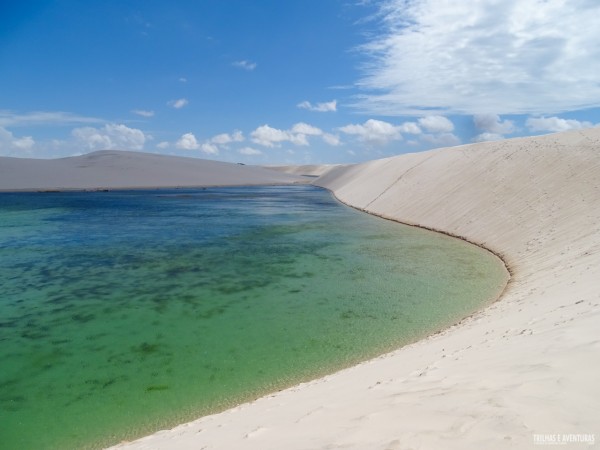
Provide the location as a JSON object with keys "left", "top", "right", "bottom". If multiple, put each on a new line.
{"left": 106, "top": 128, "right": 600, "bottom": 449}
{"left": 266, "top": 164, "right": 346, "bottom": 177}
{"left": 0, "top": 150, "right": 304, "bottom": 191}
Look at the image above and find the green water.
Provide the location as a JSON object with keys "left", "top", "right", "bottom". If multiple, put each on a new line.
{"left": 0, "top": 186, "right": 507, "bottom": 449}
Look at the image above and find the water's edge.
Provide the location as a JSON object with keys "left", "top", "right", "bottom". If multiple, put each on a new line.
{"left": 107, "top": 185, "right": 510, "bottom": 448}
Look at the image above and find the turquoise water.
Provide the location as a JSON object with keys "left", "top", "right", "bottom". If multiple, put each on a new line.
{"left": 0, "top": 186, "right": 507, "bottom": 449}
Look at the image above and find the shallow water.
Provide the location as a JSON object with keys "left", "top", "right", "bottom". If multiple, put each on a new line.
{"left": 0, "top": 186, "right": 507, "bottom": 449}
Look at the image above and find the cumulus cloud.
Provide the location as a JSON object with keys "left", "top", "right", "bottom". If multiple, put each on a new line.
{"left": 210, "top": 130, "right": 244, "bottom": 145}
{"left": 251, "top": 125, "right": 292, "bottom": 147}
{"left": 474, "top": 114, "right": 515, "bottom": 134}
{"left": 339, "top": 119, "right": 405, "bottom": 146}
{"left": 473, "top": 113, "right": 516, "bottom": 141}
{"left": 356, "top": 0, "right": 600, "bottom": 115}
{"left": 156, "top": 141, "right": 170, "bottom": 149}
{"left": 72, "top": 123, "right": 146, "bottom": 150}
{"left": 168, "top": 98, "right": 189, "bottom": 109}
{"left": 322, "top": 133, "right": 341, "bottom": 146}
{"left": 526, "top": 116, "right": 596, "bottom": 132}
{"left": 132, "top": 109, "right": 155, "bottom": 117}
{"left": 239, "top": 147, "right": 263, "bottom": 156}
{"left": 175, "top": 132, "right": 200, "bottom": 150}
{"left": 251, "top": 123, "right": 329, "bottom": 148}
{"left": 232, "top": 60, "right": 257, "bottom": 71}
{"left": 418, "top": 116, "right": 454, "bottom": 133}
{"left": 174, "top": 130, "right": 246, "bottom": 155}
{"left": 297, "top": 100, "right": 337, "bottom": 112}
{"left": 398, "top": 122, "right": 422, "bottom": 134}
{"left": 291, "top": 123, "right": 323, "bottom": 136}
{"left": 0, "top": 127, "right": 35, "bottom": 155}
{"left": 338, "top": 117, "right": 459, "bottom": 148}
{"left": 200, "top": 143, "right": 219, "bottom": 155}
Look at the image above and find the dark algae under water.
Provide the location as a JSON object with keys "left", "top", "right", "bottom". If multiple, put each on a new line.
{"left": 0, "top": 186, "right": 508, "bottom": 449}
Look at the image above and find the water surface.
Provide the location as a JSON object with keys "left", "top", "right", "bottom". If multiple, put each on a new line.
{"left": 0, "top": 186, "right": 507, "bottom": 449}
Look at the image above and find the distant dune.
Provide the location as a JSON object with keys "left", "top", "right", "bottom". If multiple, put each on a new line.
{"left": 266, "top": 164, "right": 346, "bottom": 178}
{"left": 0, "top": 150, "right": 304, "bottom": 191}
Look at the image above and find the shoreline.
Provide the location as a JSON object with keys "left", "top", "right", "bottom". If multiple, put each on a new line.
{"left": 325, "top": 186, "right": 514, "bottom": 278}
{"left": 0, "top": 182, "right": 309, "bottom": 193}
{"left": 323, "top": 186, "right": 514, "bottom": 328}
{"left": 109, "top": 128, "right": 600, "bottom": 449}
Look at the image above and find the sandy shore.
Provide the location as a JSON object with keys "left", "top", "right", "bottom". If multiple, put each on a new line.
{"left": 3, "top": 130, "right": 598, "bottom": 448}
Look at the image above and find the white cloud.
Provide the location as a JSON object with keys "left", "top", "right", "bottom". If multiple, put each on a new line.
{"left": 0, "top": 127, "right": 36, "bottom": 155}
{"left": 398, "top": 122, "right": 422, "bottom": 134}
{"left": 473, "top": 113, "right": 515, "bottom": 141}
{"left": 339, "top": 119, "right": 403, "bottom": 146}
{"left": 418, "top": 116, "right": 454, "bottom": 133}
{"left": 168, "top": 98, "right": 189, "bottom": 109}
{"left": 297, "top": 100, "right": 337, "bottom": 112}
{"left": 232, "top": 60, "right": 257, "bottom": 71}
{"left": 291, "top": 122, "right": 323, "bottom": 136}
{"left": 174, "top": 130, "right": 246, "bottom": 154}
{"left": 526, "top": 116, "right": 595, "bottom": 132}
{"left": 175, "top": 132, "right": 200, "bottom": 150}
{"left": 0, "top": 110, "right": 103, "bottom": 127}
{"left": 323, "top": 133, "right": 341, "bottom": 146}
{"left": 251, "top": 123, "right": 326, "bottom": 148}
{"left": 474, "top": 114, "right": 515, "bottom": 134}
{"left": 200, "top": 143, "right": 219, "bottom": 155}
{"left": 132, "top": 109, "right": 155, "bottom": 117}
{"left": 156, "top": 141, "right": 169, "bottom": 149}
{"left": 472, "top": 132, "right": 505, "bottom": 142}
{"left": 251, "top": 125, "right": 291, "bottom": 147}
{"left": 210, "top": 130, "right": 244, "bottom": 145}
{"left": 239, "top": 147, "right": 263, "bottom": 156}
{"left": 356, "top": 0, "right": 600, "bottom": 115}
{"left": 179, "top": 77, "right": 187, "bottom": 83}
{"left": 13, "top": 135, "right": 35, "bottom": 150}
{"left": 72, "top": 123, "right": 146, "bottom": 150}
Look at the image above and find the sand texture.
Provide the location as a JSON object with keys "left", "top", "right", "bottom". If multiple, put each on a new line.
{"left": 0, "top": 150, "right": 304, "bottom": 191}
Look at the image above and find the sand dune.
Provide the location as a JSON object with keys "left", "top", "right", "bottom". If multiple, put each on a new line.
{"left": 0, "top": 150, "right": 303, "bottom": 191}
{"left": 108, "top": 128, "right": 600, "bottom": 449}
{"left": 266, "top": 164, "right": 346, "bottom": 178}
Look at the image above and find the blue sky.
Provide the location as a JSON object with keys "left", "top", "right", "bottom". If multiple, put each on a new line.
{"left": 1, "top": 0, "right": 600, "bottom": 164}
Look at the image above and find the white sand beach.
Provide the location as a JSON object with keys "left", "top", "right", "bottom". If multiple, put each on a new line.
{"left": 3, "top": 129, "right": 599, "bottom": 449}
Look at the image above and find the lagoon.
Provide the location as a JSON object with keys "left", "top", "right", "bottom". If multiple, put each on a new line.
{"left": 0, "top": 186, "right": 507, "bottom": 449}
